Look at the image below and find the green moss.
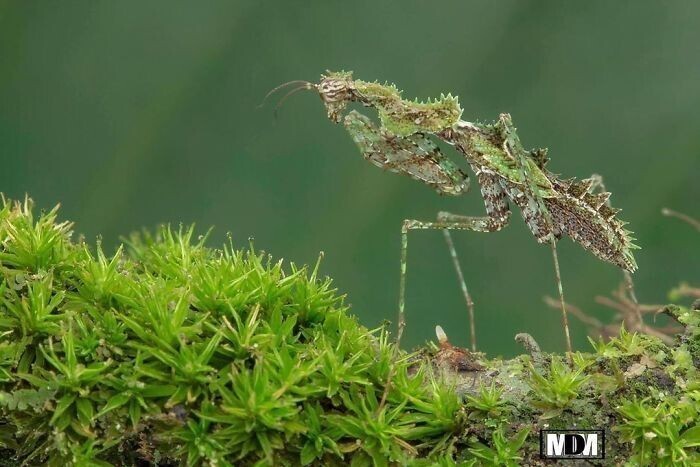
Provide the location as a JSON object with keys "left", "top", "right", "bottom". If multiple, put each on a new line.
{"left": 0, "top": 196, "right": 698, "bottom": 466}
{"left": 0, "top": 197, "right": 461, "bottom": 466}
{"left": 526, "top": 356, "right": 589, "bottom": 419}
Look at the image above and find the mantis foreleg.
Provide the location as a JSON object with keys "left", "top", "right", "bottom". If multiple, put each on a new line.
{"left": 343, "top": 110, "right": 469, "bottom": 196}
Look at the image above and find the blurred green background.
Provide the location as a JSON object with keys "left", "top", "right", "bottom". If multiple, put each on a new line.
{"left": 1, "top": 1, "right": 698, "bottom": 356}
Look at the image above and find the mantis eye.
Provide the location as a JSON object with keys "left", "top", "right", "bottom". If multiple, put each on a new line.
{"left": 318, "top": 78, "right": 354, "bottom": 103}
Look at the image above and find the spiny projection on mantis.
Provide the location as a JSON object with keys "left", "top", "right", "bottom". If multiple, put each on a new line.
{"left": 266, "top": 70, "right": 640, "bottom": 358}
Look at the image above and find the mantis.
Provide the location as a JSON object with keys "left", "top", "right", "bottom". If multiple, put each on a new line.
{"left": 267, "top": 71, "right": 639, "bottom": 361}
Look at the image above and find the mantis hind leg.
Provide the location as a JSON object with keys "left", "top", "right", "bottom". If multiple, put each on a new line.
{"left": 549, "top": 239, "right": 572, "bottom": 355}
{"left": 515, "top": 191, "right": 574, "bottom": 356}
{"left": 379, "top": 173, "right": 510, "bottom": 410}
{"left": 496, "top": 115, "right": 574, "bottom": 356}
{"left": 379, "top": 213, "right": 510, "bottom": 411}
{"left": 397, "top": 212, "right": 510, "bottom": 348}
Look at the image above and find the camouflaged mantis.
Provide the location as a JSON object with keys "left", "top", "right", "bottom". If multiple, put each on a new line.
{"left": 267, "top": 71, "right": 640, "bottom": 359}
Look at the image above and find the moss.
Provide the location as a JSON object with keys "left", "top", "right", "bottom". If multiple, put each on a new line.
{"left": 0, "top": 197, "right": 463, "bottom": 466}
{"left": 0, "top": 196, "right": 698, "bottom": 466}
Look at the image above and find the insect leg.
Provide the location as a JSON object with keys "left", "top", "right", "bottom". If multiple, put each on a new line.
{"left": 549, "top": 239, "right": 572, "bottom": 355}
{"left": 442, "top": 230, "right": 476, "bottom": 351}
{"left": 379, "top": 213, "right": 511, "bottom": 411}
{"left": 441, "top": 204, "right": 570, "bottom": 359}
{"left": 436, "top": 171, "right": 511, "bottom": 352}
{"left": 343, "top": 110, "right": 470, "bottom": 196}
{"left": 497, "top": 114, "right": 573, "bottom": 356}
{"left": 379, "top": 176, "right": 510, "bottom": 411}
{"left": 397, "top": 211, "right": 511, "bottom": 346}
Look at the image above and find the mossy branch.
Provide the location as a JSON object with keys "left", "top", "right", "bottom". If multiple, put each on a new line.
{"left": 0, "top": 197, "right": 698, "bottom": 466}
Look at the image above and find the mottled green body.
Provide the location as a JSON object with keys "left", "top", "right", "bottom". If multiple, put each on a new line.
{"left": 317, "top": 70, "right": 639, "bottom": 272}
{"left": 300, "top": 70, "right": 641, "bottom": 360}
{"left": 319, "top": 71, "right": 462, "bottom": 135}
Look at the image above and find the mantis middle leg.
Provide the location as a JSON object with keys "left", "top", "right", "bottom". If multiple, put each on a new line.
{"left": 379, "top": 173, "right": 510, "bottom": 409}
{"left": 397, "top": 172, "right": 511, "bottom": 353}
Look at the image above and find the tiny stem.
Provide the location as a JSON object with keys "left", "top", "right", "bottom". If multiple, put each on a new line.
{"left": 661, "top": 208, "right": 700, "bottom": 232}
{"left": 624, "top": 270, "right": 644, "bottom": 329}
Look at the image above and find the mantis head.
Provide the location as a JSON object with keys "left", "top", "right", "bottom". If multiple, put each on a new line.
{"left": 263, "top": 70, "right": 462, "bottom": 136}
{"left": 316, "top": 70, "right": 357, "bottom": 122}
{"left": 262, "top": 71, "right": 357, "bottom": 122}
